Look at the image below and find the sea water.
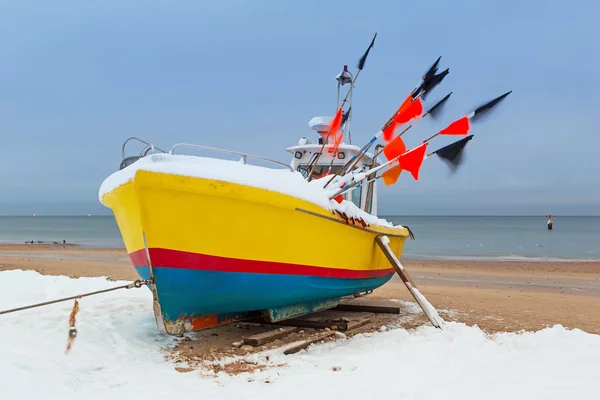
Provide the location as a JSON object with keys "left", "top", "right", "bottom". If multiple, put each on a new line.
{"left": 0, "top": 216, "right": 123, "bottom": 248}
{"left": 0, "top": 215, "right": 598, "bottom": 261}
{"left": 387, "top": 216, "right": 600, "bottom": 261}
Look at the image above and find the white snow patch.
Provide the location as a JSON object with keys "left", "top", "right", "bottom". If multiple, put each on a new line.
{"left": 99, "top": 154, "right": 332, "bottom": 210}
{"left": 99, "top": 153, "right": 398, "bottom": 228}
{"left": 2, "top": 271, "right": 599, "bottom": 399}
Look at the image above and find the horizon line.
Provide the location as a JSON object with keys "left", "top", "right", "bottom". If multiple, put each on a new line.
{"left": 1, "top": 214, "right": 599, "bottom": 218}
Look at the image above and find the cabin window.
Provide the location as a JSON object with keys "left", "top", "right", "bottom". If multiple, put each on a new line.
{"left": 297, "top": 165, "right": 309, "bottom": 178}
{"left": 351, "top": 184, "right": 362, "bottom": 208}
{"left": 297, "top": 164, "right": 343, "bottom": 180}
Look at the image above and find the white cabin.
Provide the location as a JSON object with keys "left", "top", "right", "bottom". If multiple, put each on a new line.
{"left": 286, "top": 115, "right": 382, "bottom": 215}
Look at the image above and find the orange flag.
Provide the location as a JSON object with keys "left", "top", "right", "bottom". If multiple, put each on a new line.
{"left": 325, "top": 107, "right": 344, "bottom": 154}
{"left": 399, "top": 143, "right": 427, "bottom": 180}
{"left": 394, "top": 97, "right": 423, "bottom": 125}
{"left": 381, "top": 164, "right": 403, "bottom": 185}
{"left": 333, "top": 183, "right": 345, "bottom": 203}
{"left": 382, "top": 120, "right": 398, "bottom": 142}
{"left": 398, "top": 94, "right": 413, "bottom": 114}
{"left": 439, "top": 116, "right": 470, "bottom": 135}
{"left": 382, "top": 135, "right": 407, "bottom": 161}
{"left": 383, "top": 94, "right": 413, "bottom": 142}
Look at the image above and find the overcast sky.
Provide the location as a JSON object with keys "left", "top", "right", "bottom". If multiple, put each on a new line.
{"left": 1, "top": 0, "right": 599, "bottom": 216}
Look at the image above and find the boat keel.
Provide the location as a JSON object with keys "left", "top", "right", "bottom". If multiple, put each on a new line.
{"left": 263, "top": 298, "right": 340, "bottom": 323}
{"left": 164, "top": 311, "right": 261, "bottom": 336}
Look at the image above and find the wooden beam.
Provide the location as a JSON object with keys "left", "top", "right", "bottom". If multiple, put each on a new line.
{"left": 275, "top": 318, "right": 347, "bottom": 331}
{"left": 244, "top": 326, "right": 298, "bottom": 347}
{"left": 283, "top": 332, "right": 336, "bottom": 355}
{"left": 334, "top": 303, "right": 401, "bottom": 314}
{"left": 345, "top": 316, "right": 372, "bottom": 331}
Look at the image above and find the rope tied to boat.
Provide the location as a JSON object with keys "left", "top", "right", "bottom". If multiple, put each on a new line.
{"left": 0, "top": 278, "right": 153, "bottom": 353}
{"left": 0, "top": 278, "right": 153, "bottom": 316}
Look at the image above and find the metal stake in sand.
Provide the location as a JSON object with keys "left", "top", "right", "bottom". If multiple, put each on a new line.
{"left": 375, "top": 236, "right": 445, "bottom": 329}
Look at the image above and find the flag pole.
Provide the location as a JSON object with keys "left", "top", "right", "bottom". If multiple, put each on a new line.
{"left": 322, "top": 89, "right": 451, "bottom": 189}
{"left": 329, "top": 91, "right": 512, "bottom": 199}
{"left": 423, "top": 132, "right": 440, "bottom": 142}
{"left": 324, "top": 108, "right": 352, "bottom": 175}
{"left": 328, "top": 154, "right": 404, "bottom": 199}
{"left": 306, "top": 75, "right": 358, "bottom": 181}
{"left": 321, "top": 101, "right": 413, "bottom": 189}
{"left": 369, "top": 92, "right": 452, "bottom": 161}
{"left": 329, "top": 126, "right": 466, "bottom": 200}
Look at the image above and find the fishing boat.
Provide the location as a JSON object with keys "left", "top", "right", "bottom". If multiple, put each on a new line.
{"left": 98, "top": 33, "right": 512, "bottom": 336}
{"left": 99, "top": 130, "right": 410, "bottom": 336}
{"left": 95, "top": 42, "right": 427, "bottom": 336}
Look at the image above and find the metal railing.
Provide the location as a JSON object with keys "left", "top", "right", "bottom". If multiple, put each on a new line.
{"left": 121, "top": 137, "right": 167, "bottom": 160}
{"left": 119, "top": 137, "right": 293, "bottom": 172}
{"left": 169, "top": 143, "right": 293, "bottom": 171}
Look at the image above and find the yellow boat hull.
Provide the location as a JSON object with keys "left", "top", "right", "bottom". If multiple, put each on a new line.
{"left": 101, "top": 169, "right": 410, "bottom": 335}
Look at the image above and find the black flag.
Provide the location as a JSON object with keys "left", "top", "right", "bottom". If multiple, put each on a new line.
{"left": 422, "top": 56, "right": 441, "bottom": 82}
{"left": 427, "top": 92, "right": 453, "bottom": 120}
{"left": 357, "top": 33, "right": 377, "bottom": 71}
{"left": 342, "top": 107, "right": 352, "bottom": 124}
{"left": 413, "top": 68, "right": 449, "bottom": 100}
{"left": 432, "top": 135, "right": 474, "bottom": 170}
{"left": 469, "top": 91, "right": 512, "bottom": 122}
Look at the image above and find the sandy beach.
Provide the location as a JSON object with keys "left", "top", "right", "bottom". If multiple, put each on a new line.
{"left": 2, "top": 243, "right": 598, "bottom": 334}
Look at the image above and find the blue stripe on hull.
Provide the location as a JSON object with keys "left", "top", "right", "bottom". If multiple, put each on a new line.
{"left": 135, "top": 266, "right": 393, "bottom": 321}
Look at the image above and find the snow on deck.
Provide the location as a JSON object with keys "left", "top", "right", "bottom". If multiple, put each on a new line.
{"left": 1, "top": 270, "right": 599, "bottom": 400}
{"left": 99, "top": 154, "right": 396, "bottom": 228}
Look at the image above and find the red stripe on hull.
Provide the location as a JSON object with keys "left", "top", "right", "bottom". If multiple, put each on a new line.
{"left": 129, "top": 248, "right": 394, "bottom": 279}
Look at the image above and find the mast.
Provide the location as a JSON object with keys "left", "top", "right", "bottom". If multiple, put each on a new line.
{"left": 335, "top": 65, "right": 353, "bottom": 144}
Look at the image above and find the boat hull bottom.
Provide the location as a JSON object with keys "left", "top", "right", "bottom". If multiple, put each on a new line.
{"left": 134, "top": 265, "right": 393, "bottom": 334}
{"left": 264, "top": 297, "right": 341, "bottom": 323}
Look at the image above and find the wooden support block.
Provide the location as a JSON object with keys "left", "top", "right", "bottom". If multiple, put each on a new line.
{"left": 244, "top": 326, "right": 298, "bottom": 347}
{"left": 283, "top": 332, "right": 336, "bottom": 355}
{"left": 275, "top": 318, "right": 346, "bottom": 331}
{"left": 334, "top": 303, "right": 401, "bottom": 314}
{"left": 235, "top": 322, "right": 265, "bottom": 329}
{"left": 344, "top": 316, "right": 372, "bottom": 331}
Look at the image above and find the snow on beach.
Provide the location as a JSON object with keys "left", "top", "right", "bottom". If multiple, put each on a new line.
{"left": 1, "top": 270, "right": 599, "bottom": 400}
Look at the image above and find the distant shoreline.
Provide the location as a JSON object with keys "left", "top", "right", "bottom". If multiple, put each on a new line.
{"left": 0, "top": 243, "right": 597, "bottom": 262}
{"left": 0, "top": 241, "right": 125, "bottom": 250}
{"left": 402, "top": 253, "right": 600, "bottom": 263}
{"left": 1, "top": 214, "right": 600, "bottom": 217}
{"left": 1, "top": 215, "right": 597, "bottom": 261}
